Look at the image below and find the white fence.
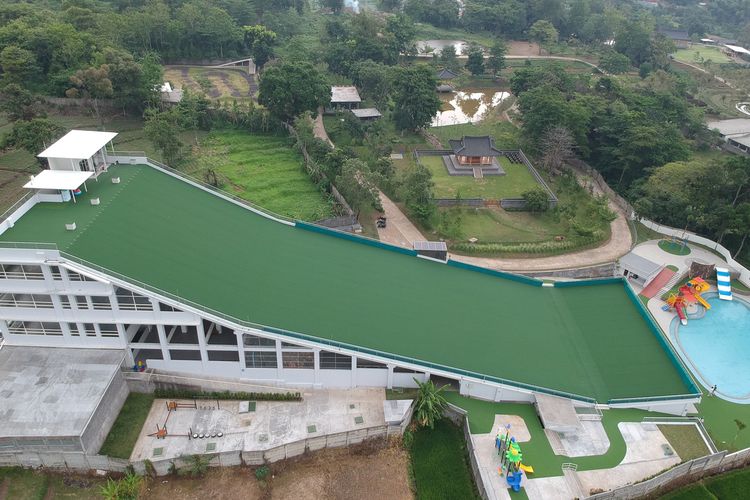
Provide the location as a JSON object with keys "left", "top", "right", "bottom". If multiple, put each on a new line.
{"left": 639, "top": 218, "right": 750, "bottom": 287}
{"left": 585, "top": 447, "right": 750, "bottom": 499}
{"left": 0, "top": 452, "right": 129, "bottom": 472}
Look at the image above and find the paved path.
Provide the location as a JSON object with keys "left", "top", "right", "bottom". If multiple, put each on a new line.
{"left": 375, "top": 191, "right": 426, "bottom": 247}
{"left": 313, "top": 109, "right": 334, "bottom": 148}
{"left": 641, "top": 268, "right": 676, "bottom": 299}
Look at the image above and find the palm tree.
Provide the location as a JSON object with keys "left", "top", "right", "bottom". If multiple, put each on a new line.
{"left": 413, "top": 378, "right": 449, "bottom": 429}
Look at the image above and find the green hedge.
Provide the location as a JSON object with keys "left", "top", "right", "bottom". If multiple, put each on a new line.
{"left": 451, "top": 236, "right": 601, "bottom": 255}
{"left": 153, "top": 388, "right": 302, "bottom": 401}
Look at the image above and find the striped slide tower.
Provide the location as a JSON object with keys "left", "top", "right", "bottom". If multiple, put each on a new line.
{"left": 715, "top": 267, "right": 733, "bottom": 301}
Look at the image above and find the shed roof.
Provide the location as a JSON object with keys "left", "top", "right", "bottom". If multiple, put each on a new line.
{"left": 24, "top": 170, "right": 94, "bottom": 191}
{"left": 449, "top": 136, "right": 503, "bottom": 157}
{"left": 619, "top": 252, "right": 662, "bottom": 279}
{"left": 38, "top": 130, "right": 118, "bottom": 160}
{"left": 351, "top": 108, "right": 382, "bottom": 119}
{"left": 724, "top": 44, "right": 750, "bottom": 55}
{"left": 331, "top": 86, "right": 361, "bottom": 103}
{"left": 656, "top": 28, "right": 690, "bottom": 41}
{"left": 436, "top": 68, "right": 459, "bottom": 79}
{"left": 707, "top": 118, "right": 750, "bottom": 136}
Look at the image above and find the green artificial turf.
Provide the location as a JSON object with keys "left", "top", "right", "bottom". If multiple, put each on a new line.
{"left": 98, "top": 393, "right": 155, "bottom": 459}
{"left": 696, "top": 390, "right": 750, "bottom": 451}
{"left": 443, "top": 393, "right": 667, "bottom": 478}
{"left": 0, "top": 164, "right": 693, "bottom": 402}
{"left": 410, "top": 419, "right": 479, "bottom": 500}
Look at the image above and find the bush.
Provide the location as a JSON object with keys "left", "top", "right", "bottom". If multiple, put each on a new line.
{"left": 178, "top": 454, "right": 211, "bottom": 477}
{"left": 402, "top": 429, "right": 414, "bottom": 450}
{"left": 451, "top": 236, "right": 601, "bottom": 255}
{"left": 152, "top": 388, "right": 302, "bottom": 401}
{"left": 521, "top": 188, "right": 549, "bottom": 212}
{"left": 99, "top": 473, "right": 142, "bottom": 500}
{"left": 255, "top": 465, "right": 270, "bottom": 480}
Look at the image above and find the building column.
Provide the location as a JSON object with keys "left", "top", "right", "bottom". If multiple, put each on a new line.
{"left": 235, "top": 327, "right": 245, "bottom": 374}
{"left": 195, "top": 321, "right": 208, "bottom": 370}
{"left": 351, "top": 355, "right": 357, "bottom": 388}
{"left": 275, "top": 339, "right": 283, "bottom": 380}
{"left": 155, "top": 324, "right": 170, "bottom": 361}
{"left": 313, "top": 348, "right": 320, "bottom": 385}
{"left": 387, "top": 364, "right": 395, "bottom": 389}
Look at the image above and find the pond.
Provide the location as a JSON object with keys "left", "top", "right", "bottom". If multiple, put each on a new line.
{"left": 416, "top": 40, "right": 469, "bottom": 56}
{"left": 431, "top": 90, "right": 510, "bottom": 127}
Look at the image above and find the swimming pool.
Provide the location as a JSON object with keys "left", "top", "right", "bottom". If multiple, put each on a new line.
{"left": 672, "top": 293, "right": 750, "bottom": 401}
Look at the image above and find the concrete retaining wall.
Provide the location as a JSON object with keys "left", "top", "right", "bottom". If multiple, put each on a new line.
{"left": 444, "top": 404, "right": 488, "bottom": 500}
{"left": 81, "top": 369, "right": 130, "bottom": 453}
{"left": 0, "top": 452, "right": 129, "bottom": 472}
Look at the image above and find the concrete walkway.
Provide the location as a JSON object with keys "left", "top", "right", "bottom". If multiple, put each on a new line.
{"left": 313, "top": 109, "right": 334, "bottom": 148}
{"left": 376, "top": 191, "right": 426, "bottom": 247}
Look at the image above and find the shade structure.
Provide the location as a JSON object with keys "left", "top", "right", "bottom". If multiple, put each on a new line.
{"left": 24, "top": 170, "right": 94, "bottom": 191}
{"left": 37, "top": 130, "right": 118, "bottom": 160}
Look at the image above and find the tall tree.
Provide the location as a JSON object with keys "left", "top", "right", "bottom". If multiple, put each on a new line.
{"left": 528, "top": 20, "right": 558, "bottom": 55}
{"left": 258, "top": 62, "right": 330, "bottom": 122}
{"left": 3, "top": 118, "right": 63, "bottom": 165}
{"left": 392, "top": 65, "right": 441, "bottom": 131}
{"left": 243, "top": 25, "right": 277, "bottom": 71}
{"left": 0, "top": 45, "right": 37, "bottom": 84}
{"left": 487, "top": 40, "right": 507, "bottom": 77}
{"left": 335, "top": 158, "right": 382, "bottom": 216}
{"left": 144, "top": 108, "right": 184, "bottom": 166}
{"left": 0, "top": 84, "right": 43, "bottom": 121}
{"left": 66, "top": 65, "right": 113, "bottom": 125}
{"left": 540, "top": 126, "right": 575, "bottom": 174}
{"left": 465, "top": 43, "right": 485, "bottom": 76}
{"left": 439, "top": 43, "right": 459, "bottom": 71}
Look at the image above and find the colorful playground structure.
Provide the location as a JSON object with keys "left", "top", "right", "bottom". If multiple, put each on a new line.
{"left": 495, "top": 425, "right": 534, "bottom": 493}
{"left": 664, "top": 277, "right": 712, "bottom": 325}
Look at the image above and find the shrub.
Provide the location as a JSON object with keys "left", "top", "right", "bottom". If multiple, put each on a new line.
{"left": 255, "top": 465, "right": 270, "bottom": 480}
{"left": 152, "top": 388, "right": 302, "bottom": 402}
{"left": 521, "top": 188, "right": 549, "bottom": 212}
{"left": 402, "top": 429, "right": 414, "bottom": 449}
{"left": 99, "top": 473, "right": 142, "bottom": 500}
{"left": 178, "top": 454, "right": 211, "bottom": 478}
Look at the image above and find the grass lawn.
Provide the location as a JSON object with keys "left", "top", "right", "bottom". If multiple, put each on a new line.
{"left": 445, "top": 207, "right": 564, "bottom": 243}
{"left": 443, "top": 393, "right": 668, "bottom": 478}
{"left": 659, "top": 239, "right": 692, "bottom": 256}
{"left": 181, "top": 130, "right": 334, "bottom": 221}
{"left": 673, "top": 46, "right": 734, "bottom": 65}
{"left": 429, "top": 121, "right": 520, "bottom": 150}
{"left": 420, "top": 155, "right": 538, "bottom": 200}
{"left": 0, "top": 468, "right": 106, "bottom": 499}
{"left": 662, "top": 466, "right": 750, "bottom": 499}
{"left": 696, "top": 390, "right": 750, "bottom": 451}
{"left": 658, "top": 424, "right": 710, "bottom": 461}
{"left": 99, "top": 393, "right": 155, "bottom": 459}
{"left": 410, "top": 418, "right": 479, "bottom": 499}
{"left": 163, "top": 66, "right": 254, "bottom": 103}
{"left": 634, "top": 221, "right": 663, "bottom": 245}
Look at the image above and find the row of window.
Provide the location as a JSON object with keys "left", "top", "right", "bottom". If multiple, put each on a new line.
{"left": 243, "top": 350, "right": 388, "bottom": 370}
{"left": 0, "top": 294, "right": 54, "bottom": 309}
{"left": 0, "top": 292, "right": 155, "bottom": 312}
{"left": 7, "top": 320, "right": 119, "bottom": 338}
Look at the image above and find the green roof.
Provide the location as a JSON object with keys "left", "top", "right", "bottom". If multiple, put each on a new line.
{"left": 0, "top": 165, "right": 694, "bottom": 402}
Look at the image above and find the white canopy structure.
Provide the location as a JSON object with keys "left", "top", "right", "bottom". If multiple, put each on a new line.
{"left": 37, "top": 130, "right": 117, "bottom": 177}
{"left": 24, "top": 170, "right": 94, "bottom": 203}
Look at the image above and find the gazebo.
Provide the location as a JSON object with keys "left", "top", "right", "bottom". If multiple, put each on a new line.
{"left": 448, "top": 136, "right": 503, "bottom": 166}
{"left": 37, "top": 130, "right": 118, "bottom": 178}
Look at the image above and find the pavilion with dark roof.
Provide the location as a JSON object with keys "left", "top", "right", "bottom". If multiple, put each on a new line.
{"left": 449, "top": 136, "right": 503, "bottom": 166}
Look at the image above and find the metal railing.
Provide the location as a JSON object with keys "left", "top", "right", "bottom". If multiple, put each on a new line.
{"left": 0, "top": 192, "right": 35, "bottom": 227}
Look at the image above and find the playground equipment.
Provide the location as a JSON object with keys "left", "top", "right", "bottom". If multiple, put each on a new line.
{"left": 716, "top": 267, "right": 733, "bottom": 301}
{"left": 686, "top": 277, "right": 711, "bottom": 310}
{"left": 519, "top": 464, "right": 534, "bottom": 473}
{"left": 666, "top": 294, "right": 688, "bottom": 325}
{"left": 494, "top": 426, "right": 533, "bottom": 493}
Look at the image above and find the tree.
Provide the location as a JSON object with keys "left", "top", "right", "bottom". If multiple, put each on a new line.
{"left": 487, "top": 40, "right": 507, "bottom": 76}
{"left": 0, "top": 84, "right": 43, "bottom": 122}
{"left": 392, "top": 65, "right": 441, "bottom": 131}
{"left": 3, "top": 118, "right": 62, "bottom": 163}
{"left": 335, "top": 158, "right": 382, "bottom": 216}
{"left": 413, "top": 378, "right": 448, "bottom": 429}
{"left": 144, "top": 108, "right": 184, "bottom": 166}
{"left": 439, "top": 44, "right": 459, "bottom": 72}
{"left": 66, "top": 65, "right": 113, "bottom": 125}
{"left": 599, "top": 51, "right": 631, "bottom": 74}
{"left": 243, "top": 25, "right": 277, "bottom": 70}
{"left": 540, "top": 126, "right": 575, "bottom": 174}
{"left": 0, "top": 45, "right": 37, "bottom": 84}
{"left": 465, "top": 43, "right": 485, "bottom": 76}
{"left": 258, "top": 62, "right": 330, "bottom": 122}
{"left": 401, "top": 161, "right": 434, "bottom": 222}
{"left": 323, "top": 0, "right": 345, "bottom": 13}
{"left": 528, "top": 20, "right": 558, "bottom": 55}
{"left": 350, "top": 61, "right": 393, "bottom": 107}
{"left": 522, "top": 188, "right": 549, "bottom": 212}
{"left": 378, "top": 0, "right": 402, "bottom": 11}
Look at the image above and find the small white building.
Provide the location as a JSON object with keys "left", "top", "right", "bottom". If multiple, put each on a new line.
{"left": 37, "top": 130, "right": 118, "bottom": 177}
{"left": 708, "top": 118, "right": 750, "bottom": 153}
{"left": 618, "top": 252, "right": 664, "bottom": 287}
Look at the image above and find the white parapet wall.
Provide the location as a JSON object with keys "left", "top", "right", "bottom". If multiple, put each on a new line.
{"left": 639, "top": 217, "right": 750, "bottom": 287}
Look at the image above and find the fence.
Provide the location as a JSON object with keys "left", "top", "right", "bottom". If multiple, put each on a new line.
{"left": 568, "top": 159, "right": 635, "bottom": 218}
{"left": 0, "top": 451, "right": 129, "bottom": 472}
{"left": 282, "top": 122, "right": 355, "bottom": 217}
{"left": 413, "top": 149, "right": 558, "bottom": 210}
{"left": 585, "top": 447, "right": 750, "bottom": 499}
{"left": 443, "top": 403, "right": 489, "bottom": 500}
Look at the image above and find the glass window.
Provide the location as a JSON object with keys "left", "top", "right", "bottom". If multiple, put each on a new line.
{"left": 59, "top": 295, "right": 72, "bottom": 309}
{"left": 0, "top": 264, "right": 44, "bottom": 280}
{"left": 75, "top": 296, "right": 89, "bottom": 309}
{"left": 243, "top": 334, "right": 276, "bottom": 347}
{"left": 245, "top": 351, "right": 277, "bottom": 368}
{"left": 99, "top": 323, "right": 119, "bottom": 337}
{"left": 68, "top": 323, "right": 80, "bottom": 336}
{"left": 357, "top": 358, "right": 387, "bottom": 369}
{"left": 7, "top": 321, "right": 62, "bottom": 336}
{"left": 115, "top": 287, "right": 153, "bottom": 311}
{"left": 319, "top": 351, "right": 352, "bottom": 370}
{"left": 0, "top": 294, "right": 53, "bottom": 308}
{"left": 282, "top": 352, "right": 314, "bottom": 369}
{"left": 91, "top": 296, "right": 112, "bottom": 310}
{"left": 83, "top": 323, "right": 96, "bottom": 337}
{"left": 49, "top": 265, "right": 62, "bottom": 280}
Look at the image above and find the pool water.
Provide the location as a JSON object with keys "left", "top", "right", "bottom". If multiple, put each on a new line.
{"left": 676, "top": 295, "right": 750, "bottom": 399}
